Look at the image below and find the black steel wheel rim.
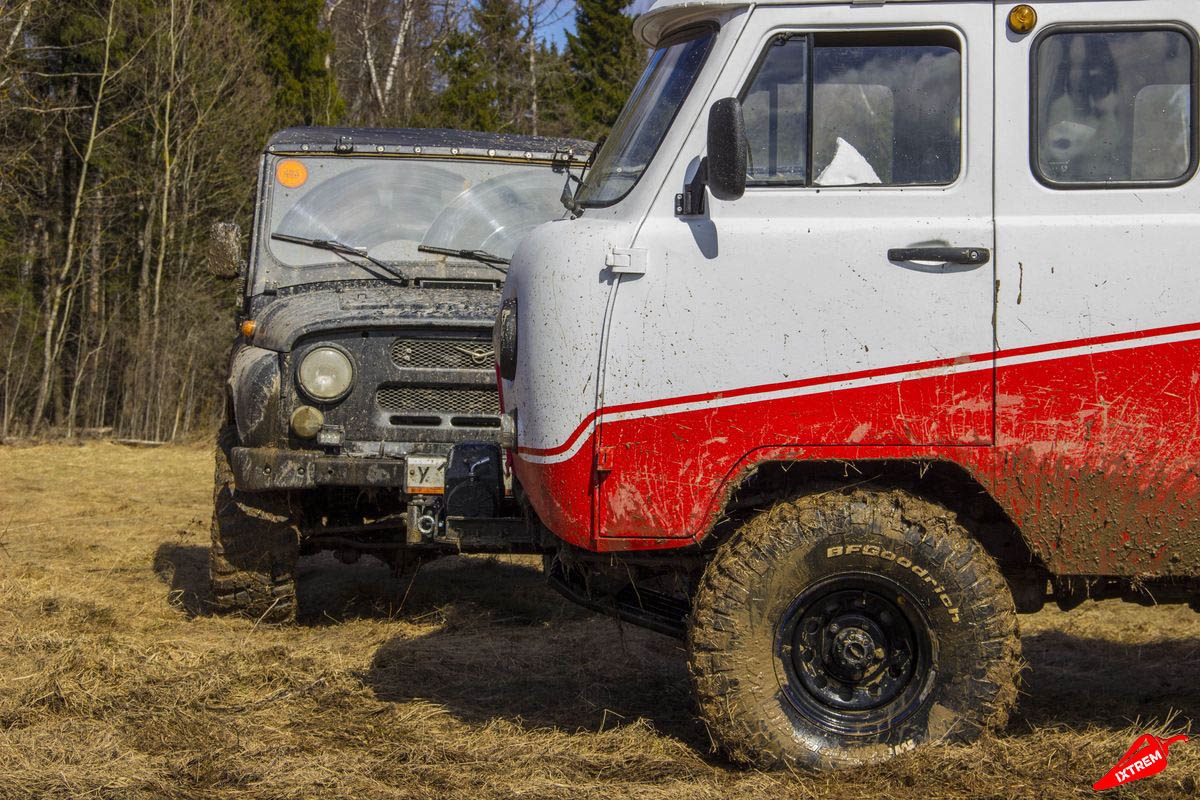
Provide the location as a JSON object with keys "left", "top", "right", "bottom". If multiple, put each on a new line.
{"left": 775, "top": 572, "right": 934, "bottom": 736}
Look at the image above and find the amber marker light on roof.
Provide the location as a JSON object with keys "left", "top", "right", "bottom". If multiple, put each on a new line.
{"left": 1008, "top": 4, "right": 1037, "bottom": 34}
{"left": 241, "top": 319, "right": 256, "bottom": 338}
{"left": 275, "top": 158, "right": 308, "bottom": 188}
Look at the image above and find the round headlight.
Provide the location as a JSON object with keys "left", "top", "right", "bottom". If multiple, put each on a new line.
{"left": 298, "top": 346, "right": 354, "bottom": 402}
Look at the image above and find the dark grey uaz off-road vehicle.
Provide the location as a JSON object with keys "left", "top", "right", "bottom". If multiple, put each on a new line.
{"left": 207, "top": 127, "right": 591, "bottom": 621}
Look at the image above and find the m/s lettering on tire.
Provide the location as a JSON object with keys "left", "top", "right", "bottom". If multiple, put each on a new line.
{"left": 826, "top": 544, "right": 961, "bottom": 623}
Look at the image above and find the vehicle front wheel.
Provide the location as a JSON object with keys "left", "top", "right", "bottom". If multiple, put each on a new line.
{"left": 209, "top": 425, "right": 299, "bottom": 623}
{"left": 688, "top": 488, "right": 1020, "bottom": 769}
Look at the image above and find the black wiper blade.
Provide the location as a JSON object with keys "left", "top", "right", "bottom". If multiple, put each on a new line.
{"left": 559, "top": 146, "right": 596, "bottom": 217}
{"left": 271, "top": 232, "right": 408, "bottom": 282}
{"left": 417, "top": 244, "right": 509, "bottom": 273}
{"left": 560, "top": 170, "right": 584, "bottom": 216}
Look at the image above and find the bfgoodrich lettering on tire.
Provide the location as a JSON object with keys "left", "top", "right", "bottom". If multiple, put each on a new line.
{"left": 688, "top": 488, "right": 1020, "bottom": 769}
{"left": 209, "top": 425, "right": 299, "bottom": 623}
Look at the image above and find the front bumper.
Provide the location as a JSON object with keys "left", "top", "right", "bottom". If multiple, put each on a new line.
{"left": 231, "top": 444, "right": 538, "bottom": 550}
{"left": 231, "top": 447, "right": 408, "bottom": 491}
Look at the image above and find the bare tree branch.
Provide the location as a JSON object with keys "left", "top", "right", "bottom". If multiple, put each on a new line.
{"left": 30, "top": 0, "right": 119, "bottom": 435}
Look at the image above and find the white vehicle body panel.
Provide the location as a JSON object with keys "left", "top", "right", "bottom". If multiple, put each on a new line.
{"left": 501, "top": 0, "right": 1200, "bottom": 570}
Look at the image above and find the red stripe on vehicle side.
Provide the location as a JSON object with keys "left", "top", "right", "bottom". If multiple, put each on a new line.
{"left": 515, "top": 320, "right": 1200, "bottom": 458}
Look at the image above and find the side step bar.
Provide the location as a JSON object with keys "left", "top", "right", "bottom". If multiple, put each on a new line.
{"left": 545, "top": 558, "right": 689, "bottom": 639}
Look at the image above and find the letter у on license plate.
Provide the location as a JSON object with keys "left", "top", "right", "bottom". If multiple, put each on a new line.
{"left": 405, "top": 455, "right": 446, "bottom": 495}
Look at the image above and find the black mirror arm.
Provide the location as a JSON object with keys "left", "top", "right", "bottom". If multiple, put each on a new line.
{"left": 675, "top": 157, "right": 709, "bottom": 217}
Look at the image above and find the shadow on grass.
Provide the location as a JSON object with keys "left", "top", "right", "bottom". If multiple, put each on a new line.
{"left": 152, "top": 542, "right": 210, "bottom": 616}
{"left": 295, "top": 553, "right": 585, "bottom": 628}
{"left": 153, "top": 543, "right": 1199, "bottom": 751}
{"left": 150, "top": 543, "right": 589, "bottom": 628}
{"left": 152, "top": 542, "right": 705, "bottom": 747}
{"left": 361, "top": 591, "right": 706, "bottom": 750}
{"left": 361, "top": 616, "right": 1200, "bottom": 759}
{"left": 1013, "top": 629, "right": 1200, "bottom": 732}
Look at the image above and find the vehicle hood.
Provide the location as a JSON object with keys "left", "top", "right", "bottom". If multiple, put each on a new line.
{"left": 251, "top": 284, "right": 500, "bottom": 352}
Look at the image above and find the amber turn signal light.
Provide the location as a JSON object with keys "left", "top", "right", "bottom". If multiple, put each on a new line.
{"left": 240, "top": 319, "right": 256, "bottom": 338}
{"left": 1008, "top": 4, "right": 1037, "bottom": 34}
{"left": 290, "top": 405, "right": 324, "bottom": 439}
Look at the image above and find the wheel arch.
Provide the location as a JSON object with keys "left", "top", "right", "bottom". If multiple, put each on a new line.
{"left": 697, "top": 456, "right": 1049, "bottom": 605}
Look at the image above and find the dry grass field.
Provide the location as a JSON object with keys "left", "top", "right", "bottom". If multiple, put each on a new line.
{"left": 1, "top": 442, "right": 1198, "bottom": 799}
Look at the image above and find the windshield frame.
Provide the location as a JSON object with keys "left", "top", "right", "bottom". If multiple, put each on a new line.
{"left": 250, "top": 153, "right": 574, "bottom": 292}
{"left": 577, "top": 23, "right": 718, "bottom": 209}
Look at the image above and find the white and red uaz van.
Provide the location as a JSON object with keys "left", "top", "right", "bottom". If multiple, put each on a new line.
{"left": 497, "top": 0, "right": 1200, "bottom": 769}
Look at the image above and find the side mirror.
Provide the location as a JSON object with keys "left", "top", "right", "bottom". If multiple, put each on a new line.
{"left": 206, "top": 221, "right": 244, "bottom": 278}
{"left": 706, "top": 97, "right": 747, "bottom": 202}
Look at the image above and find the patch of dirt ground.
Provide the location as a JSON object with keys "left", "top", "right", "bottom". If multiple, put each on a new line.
{"left": 0, "top": 442, "right": 1198, "bottom": 799}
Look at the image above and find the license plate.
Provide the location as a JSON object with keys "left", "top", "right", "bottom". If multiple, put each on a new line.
{"left": 405, "top": 455, "right": 446, "bottom": 494}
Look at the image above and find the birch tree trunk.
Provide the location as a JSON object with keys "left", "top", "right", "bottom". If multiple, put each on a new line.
{"left": 29, "top": 1, "right": 118, "bottom": 435}
{"left": 527, "top": 0, "right": 537, "bottom": 135}
{"left": 381, "top": 1, "right": 415, "bottom": 115}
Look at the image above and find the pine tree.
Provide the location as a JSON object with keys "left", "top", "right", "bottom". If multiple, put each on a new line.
{"left": 534, "top": 40, "right": 579, "bottom": 138}
{"left": 236, "top": 0, "right": 343, "bottom": 126}
{"left": 433, "top": 29, "right": 500, "bottom": 131}
{"left": 566, "top": 0, "right": 645, "bottom": 139}
{"left": 433, "top": 0, "right": 526, "bottom": 132}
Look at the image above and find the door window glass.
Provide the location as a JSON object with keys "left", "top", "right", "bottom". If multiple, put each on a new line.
{"left": 1035, "top": 28, "right": 1195, "bottom": 185}
{"left": 742, "top": 35, "right": 810, "bottom": 183}
{"left": 740, "top": 31, "right": 962, "bottom": 186}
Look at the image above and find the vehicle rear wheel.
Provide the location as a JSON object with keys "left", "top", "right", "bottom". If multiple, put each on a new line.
{"left": 209, "top": 425, "right": 299, "bottom": 623}
{"left": 688, "top": 488, "right": 1020, "bottom": 769}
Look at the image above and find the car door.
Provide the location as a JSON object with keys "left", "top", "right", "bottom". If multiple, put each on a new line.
{"left": 595, "top": 2, "right": 996, "bottom": 540}
{"left": 991, "top": 2, "right": 1200, "bottom": 574}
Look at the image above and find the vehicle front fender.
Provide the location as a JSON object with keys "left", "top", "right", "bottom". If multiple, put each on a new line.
{"left": 229, "top": 344, "right": 282, "bottom": 446}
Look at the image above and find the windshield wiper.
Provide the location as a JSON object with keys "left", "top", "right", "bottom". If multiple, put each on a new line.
{"left": 271, "top": 233, "right": 408, "bottom": 283}
{"left": 417, "top": 244, "right": 509, "bottom": 273}
{"left": 560, "top": 135, "right": 604, "bottom": 216}
{"left": 560, "top": 171, "right": 584, "bottom": 216}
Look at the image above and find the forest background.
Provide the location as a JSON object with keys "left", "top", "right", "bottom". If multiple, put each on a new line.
{"left": 0, "top": 0, "right": 644, "bottom": 440}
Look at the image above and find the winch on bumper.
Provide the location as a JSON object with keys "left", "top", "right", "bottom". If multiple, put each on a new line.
{"left": 231, "top": 447, "right": 435, "bottom": 492}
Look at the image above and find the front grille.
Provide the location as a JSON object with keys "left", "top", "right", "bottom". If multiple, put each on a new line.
{"left": 376, "top": 385, "right": 500, "bottom": 416}
{"left": 390, "top": 337, "right": 495, "bottom": 370}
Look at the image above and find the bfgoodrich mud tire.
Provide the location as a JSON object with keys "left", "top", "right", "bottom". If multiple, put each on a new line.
{"left": 688, "top": 488, "right": 1019, "bottom": 769}
{"left": 209, "top": 425, "right": 299, "bottom": 623}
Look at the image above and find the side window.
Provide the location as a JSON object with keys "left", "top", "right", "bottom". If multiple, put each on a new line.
{"left": 740, "top": 31, "right": 962, "bottom": 187}
{"left": 742, "top": 36, "right": 810, "bottom": 183}
{"left": 1035, "top": 28, "right": 1196, "bottom": 186}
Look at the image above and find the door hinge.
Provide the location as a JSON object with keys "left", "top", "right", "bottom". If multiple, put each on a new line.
{"left": 596, "top": 444, "right": 617, "bottom": 472}
{"left": 605, "top": 247, "right": 647, "bottom": 275}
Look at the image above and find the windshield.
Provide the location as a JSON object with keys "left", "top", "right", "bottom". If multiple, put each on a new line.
{"left": 265, "top": 156, "right": 568, "bottom": 272}
{"left": 575, "top": 26, "right": 715, "bottom": 208}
